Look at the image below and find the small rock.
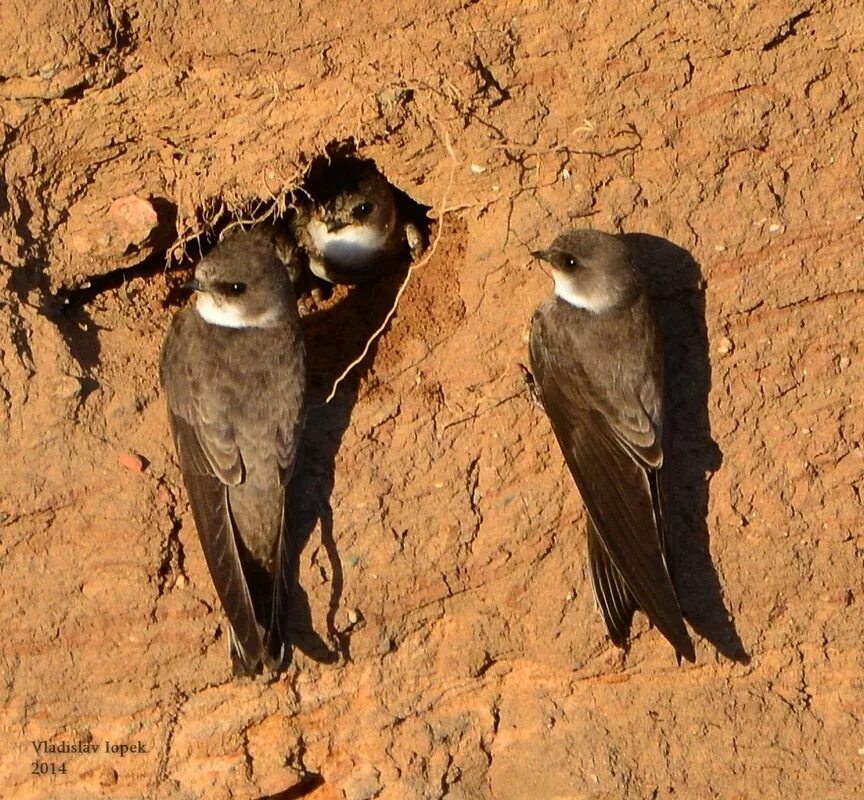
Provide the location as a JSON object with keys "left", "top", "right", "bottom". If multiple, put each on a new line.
{"left": 38, "top": 62, "right": 62, "bottom": 80}
{"left": 342, "top": 764, "right": 382, "bottom": 800}
{"left": 716, "top": 336, "right": 734, "bottom": 356}
{"left": 81, "top": 577, "right": 110, "bottom": 599}
{"left": 72, "top": 195, "right": 161, "bottom": 256}
{"left": 347, "top": 608, "right": 361, "bottom": 625}
{"left": 98, "top": 767, "right": 119, "bottom": 787}
{"left": 105, "top": 195, "right": 159, "bottom": 248}
{"left": 118, "top": 452, "right": 147, "bottom": 473}
{"left": 470, "top": 163, "right": 486, "bottom": 174}
{"left": 838, "top": 356, "right": 851, "bottom": 371}
{"left": 80, "top": 765, "right": 118, "bottom": 787}
{"left": 377, "top": 636, "right": 394, "bottom": 655}
{"left": 53, "top": 374, "right": 82, "bottom": 399}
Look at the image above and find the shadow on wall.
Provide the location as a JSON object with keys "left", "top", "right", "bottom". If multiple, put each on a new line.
{"left": 29, "top": 146, "right": 431, "bottom": 669}
{"left": 9, "top": 194, "right": 179, "bottom": 382}
{"left": 623, "top": 233, "right": 749, "bottom": 664}
{"left": 286, "top": 265, "right": 411, "bottom": 665}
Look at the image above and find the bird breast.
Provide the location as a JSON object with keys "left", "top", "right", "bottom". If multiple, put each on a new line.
{"left": 307, "top": 219, "right": 390, "bottom": 267}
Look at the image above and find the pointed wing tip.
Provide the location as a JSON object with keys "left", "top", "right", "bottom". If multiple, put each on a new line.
{"left": 231, "top": 652, "right": 262, "bottom": 678}
{"left": 264, "top": 639, "right": 292, "bottom": 674}
{"left": 229, "top": 626, "right": 267, "bottom": 677}
{"left": 676, "top": 639, "right": 696, "bottom": 664}
{"left": 605, "top": 625, "right": 695, "bottom": 664}
{"left": 656, "top": 617, "right": 696, "bottom": 664}
{"left": 657, "top": 612, "right": 696, "bottom": 664}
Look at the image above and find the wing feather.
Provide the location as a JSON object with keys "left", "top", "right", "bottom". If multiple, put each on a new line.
{"left": 587, "top": 517, "right": 637, "bottom": 648}
{"left": 168, "top": 408, "right": 266, "bottom": 671}
{"left": 530, "top": 315, "right": 694, "bottom": 661}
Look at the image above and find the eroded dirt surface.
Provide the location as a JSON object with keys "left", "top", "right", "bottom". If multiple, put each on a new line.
{"left": 2, "top": 1, "right": 863, "bottom": 798}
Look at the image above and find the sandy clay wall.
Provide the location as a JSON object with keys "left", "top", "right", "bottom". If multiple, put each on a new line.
{"left": 1, "top": 1, "right": 862, "bottom": 798}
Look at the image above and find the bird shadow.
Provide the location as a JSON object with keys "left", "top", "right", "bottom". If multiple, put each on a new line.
{"left": 284, "top": 268, "right": 409, "bottom": 666}
{"left": 622, "top": 233, "right": 749, "bottom": 664}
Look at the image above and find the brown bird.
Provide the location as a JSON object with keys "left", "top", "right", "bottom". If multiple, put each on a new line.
{"left": 291, "top": 160, "right": 422, "bottom": 285}
{"left": 529, "top": 228, "right": 695, "bottom": 662}
{"left": 160, "top": 228, "right": 306, "bottom": 674}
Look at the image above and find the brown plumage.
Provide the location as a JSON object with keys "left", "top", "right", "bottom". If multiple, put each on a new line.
{"left": 290, "top": 160, "right": 422, "bottom": 285}
{"left": 160, "top": 228, "right": 306, "bottom": 674}
{"left": 530, "top": 229, "right": 695, "bottom": 662}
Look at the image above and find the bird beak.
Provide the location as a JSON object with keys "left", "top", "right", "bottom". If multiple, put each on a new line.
{"left": 531, "top": 249, "right": 554, "bottom": 264}
{"left": 325, "top": 218, "right": 348, "bottom": 233}
{"left": 182, "top": 278, "right": 203, "bottom": 292}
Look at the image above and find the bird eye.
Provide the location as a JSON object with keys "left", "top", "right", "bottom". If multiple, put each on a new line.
{"left": 564, "top": 256, "right": 577, "bottom": 269}
{"left": 217, "top": 282, "right": 247, "bottom": 296}
{"left": 353, "top": 201, "right": 375, "bottom": 219}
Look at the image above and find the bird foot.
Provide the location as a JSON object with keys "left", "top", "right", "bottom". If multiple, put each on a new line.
{"left": 405, "top": 222, "right": 425, "bottom": 261}
{"left": 518, "top": 363, "right": 545, "bottom": 411}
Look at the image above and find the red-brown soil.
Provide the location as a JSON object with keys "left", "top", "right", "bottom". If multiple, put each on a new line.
{"left": 1, "top": 2, "right": 862, "bottom": 798}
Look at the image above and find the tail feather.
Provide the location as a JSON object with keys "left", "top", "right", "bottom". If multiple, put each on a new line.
{"left": 587, "top": 518, "right": 637, "bottom": 648}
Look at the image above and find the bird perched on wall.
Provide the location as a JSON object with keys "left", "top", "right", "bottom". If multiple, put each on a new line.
{"left": 290, "top": 159, "right": 423, "bottom": 286}
{"left": 160, "top": 227, "right": 307, "bottom": 675}
{"left": 528, "top": 228, "right": 695, "bottom": 662}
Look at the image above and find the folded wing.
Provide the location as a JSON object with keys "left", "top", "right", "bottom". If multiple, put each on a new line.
{"left": 530, "top": 323, "right": 694, "bottom": 661}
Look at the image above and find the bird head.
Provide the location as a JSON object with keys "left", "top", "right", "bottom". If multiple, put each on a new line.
{"left": 532, "top": 229, "right": 642, "bottom": 313}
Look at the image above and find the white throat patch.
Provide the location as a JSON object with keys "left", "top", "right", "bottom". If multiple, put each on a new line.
{"left": 553, "top": 272, "right": 614, "bottom": 314}
{"left": 308, "top": 219, "right": 389, "bottom": 266}
{"left": 195, "top": 293, "right": 282, "bottom": 329}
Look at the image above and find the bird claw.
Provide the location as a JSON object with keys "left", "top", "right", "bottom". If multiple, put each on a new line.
{"left": 518, "top": 363, "right": 544, "bottom": 411}
{"left": 405, "top": 222, "right": 425, "bottom": 261}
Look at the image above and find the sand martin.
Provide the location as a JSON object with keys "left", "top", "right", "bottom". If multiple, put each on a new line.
{"left": 292, "top": 160, "right": 423, "bottom": 285}
{"left": 160, "top": 228, "right": 307, "bottom": 675}
{"left": 529, "top": 228, "right": 695, "bottom": 662}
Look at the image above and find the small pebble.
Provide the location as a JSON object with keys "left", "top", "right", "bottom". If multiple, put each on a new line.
{"left": 838, "top": 356, "right": 851, "bottom": 371}
{"left": 98, "top": 767, "right": 119, "bottom": 787}
{"left": 53, "top": 374, "right": 82, "bottom": 399}
{"left": 378, "top": 636, "right": 394, "bottom": 655}
{"left": 470, "top": 163, "right": 486, "bottom": 174}
{"left": 118, "top": 452, "right": 146, "bottom": 473}
{"left": 106, "top": 195, "right": 159, "bottom": 246}
{"left": 347, "top": 608, "right": 361, "bottom": 625}
{"left": 716, "top": 336, "right": 734, "bottom": 356}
